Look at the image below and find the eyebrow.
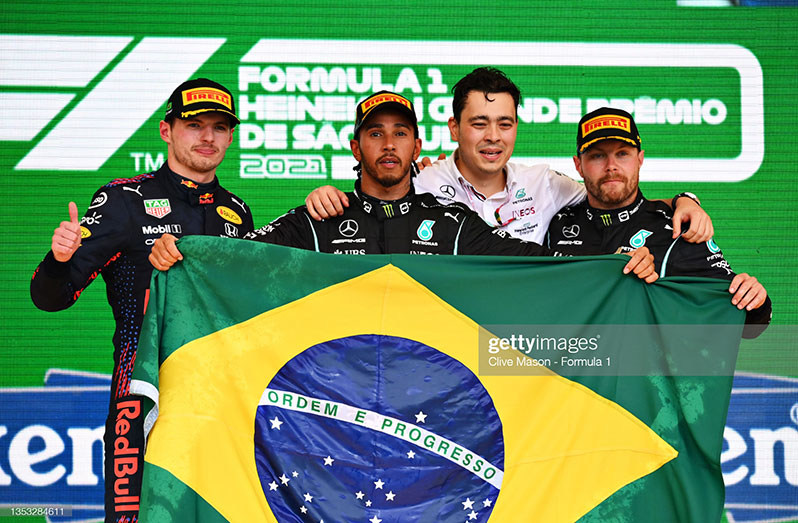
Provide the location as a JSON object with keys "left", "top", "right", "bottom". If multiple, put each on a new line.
{"left": 186, "top": 117, "right": 229, "bottom": 126}
{"left": 365, "top": 122, "right": 411, "bottom": 130}
{"left": 468, "top": 115, "right": 516, "bottom": 123}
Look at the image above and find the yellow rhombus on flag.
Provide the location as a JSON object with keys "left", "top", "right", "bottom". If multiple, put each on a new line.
{"left": 137, "top": 254, "right": 679, "bottom": 522}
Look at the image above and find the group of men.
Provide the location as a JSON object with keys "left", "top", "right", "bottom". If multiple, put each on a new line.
{"left": 31, "top": 69, "right": 771, "bottom": 521}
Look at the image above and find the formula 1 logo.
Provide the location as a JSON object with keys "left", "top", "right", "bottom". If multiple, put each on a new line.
{"left": 1, "top": 35, "right": 225, "bottom": 171}
{"left": 239, "top": 39, "right": 764, "bottom": 182}
{"left": 723, "top": 372, "right": 798, "bottom": 523}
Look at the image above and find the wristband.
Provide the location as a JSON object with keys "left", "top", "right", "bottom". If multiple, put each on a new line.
{"left": 672, "top": 192, "right": 701, "bottom": 208}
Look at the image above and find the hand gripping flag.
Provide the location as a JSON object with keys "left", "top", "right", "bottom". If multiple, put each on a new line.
{"left": 131, "top": 237, "right": 745, "bottom": 522}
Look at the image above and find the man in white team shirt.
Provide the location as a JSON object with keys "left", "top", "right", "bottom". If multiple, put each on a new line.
{"left": 306, "top": 67, "right": 712, "bottom": 244}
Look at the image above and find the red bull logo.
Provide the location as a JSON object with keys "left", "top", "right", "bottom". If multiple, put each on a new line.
{"left": 199, "top": 193, "right": 214, "bottom": 204}
{"left": 181, "top": 179, "right": 199, "bottom": 189}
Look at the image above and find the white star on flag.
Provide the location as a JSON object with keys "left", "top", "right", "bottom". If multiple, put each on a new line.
{"left": 415, "top": 411, "right": 427, "bottom": 423}
{"left": 292, "top": 471, "right": 299, "bottom": 477}
{"left": 355, "top": 491, "right": 365, "bottom": 500}
{"left": 270, "top": 416, "right": 283, "bottom": 430}
{"left": 483, "top": 499, "right": 492, "bottom": 507}
{"left": 462, "top": 498, "right": 474, "bottom": 510}
{"left": 374, "top": 479, "right": 385, "bottom": 489}
{"left": 268, "top": 481, "right": 278, "bottom": 491}
{"left": 304, "top": 492, "right": 313, "bottom": 503}
{"left": 468, "top": 510, "right": 478, "bottom": 520}
{"left": 369, "top": 516, "right": 382, "bottom": 523}
{"left": 300, "top": 506, "right": 308, "bottom": 514}
{"left": 279, "top": 474, "right": 290, "bottom": 485}
{"left": 385, "top": 491, "right": 396, "bottom": 501}
{"left": 365, "top": 500, "right": 372, "bottom": 507}
{"left": 323, "top": 456, "right": 334, "bottom": 466}
{"left": 406, "top": 450, "right": 415, "bottom": 459}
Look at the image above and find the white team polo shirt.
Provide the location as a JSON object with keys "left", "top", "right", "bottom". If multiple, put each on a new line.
{"left": 414, "top": 153, "right": 587, "bottom": 243}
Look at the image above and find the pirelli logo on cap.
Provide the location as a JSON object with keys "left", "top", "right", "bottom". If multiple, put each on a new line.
{"left": 361, "top": 93, "right": 412, "bottom": 115}
{"left": 182, "top": 87, "right": 233, "bottom": 110}
{"left": 581, "top": 115, "right": 631, "bottom": 137}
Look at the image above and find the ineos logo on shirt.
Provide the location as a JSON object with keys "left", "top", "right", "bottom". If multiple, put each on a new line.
{"left": 440, "top": 185, "right": 456, "bottom": 198}
{"left": 562, "top": 225, "right": 580, "bottom": 238}
{"left": 339, "top": 220, "right": 359, "bottom": 237}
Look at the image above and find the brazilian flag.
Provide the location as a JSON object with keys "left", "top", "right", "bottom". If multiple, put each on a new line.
{"left": 131, "top": 237, "right": 744, "bottom": 522}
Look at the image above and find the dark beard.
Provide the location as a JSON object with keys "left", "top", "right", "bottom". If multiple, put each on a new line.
{"left": 362, "top": 162, "right": 409, "bottom": 188}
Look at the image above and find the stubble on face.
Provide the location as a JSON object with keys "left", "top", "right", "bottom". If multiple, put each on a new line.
{"left": 352, "top": 109, "right": 419, "bottom": 198}
{"left": 164, "top": 114, "right": 233, "bottom": 179}
{"left": 577, "top": 141, "right": 642, "bottom": 209}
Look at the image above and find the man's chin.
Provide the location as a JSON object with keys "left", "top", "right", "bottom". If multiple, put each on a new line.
{"left": 373, "top": 169, "right": 410, "bottom": 188}
{"left": 475, "top": 157, "right": 507, "bottom": 176}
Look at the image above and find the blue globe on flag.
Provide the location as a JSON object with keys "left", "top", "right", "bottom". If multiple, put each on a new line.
{"left": 254, "top": 334, "right": 504, "bottom": 522}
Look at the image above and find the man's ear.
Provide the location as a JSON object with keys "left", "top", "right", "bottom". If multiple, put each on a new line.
{"left": 350, "top": 139, "right": 361, "bottom": 162}
{"left": 413, "top": 138, "right": 422, "bottom": 161}
{"left": 447, "top": 117, "right": 460, "bottom": 142}
{"left": 159, "top": 120, "right": 171, "bottom": 144}
{"left": 573, "top": 155, "right": 584, "bottom": 180}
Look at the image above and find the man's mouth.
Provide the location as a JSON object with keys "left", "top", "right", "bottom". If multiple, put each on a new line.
{"left": 479, "top": 148, "right": 503, "bottom": 161}
{"left": 379, "top": 156, "right": 400, "bottom": 167}
{"left": 194, "top": 147, "right": 218, "bottom": 156}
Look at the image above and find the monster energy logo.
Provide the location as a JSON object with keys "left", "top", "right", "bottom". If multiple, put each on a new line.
{"left": 383, "top": 204, "right": 395, "bottom": 218}
{"left": 600, "top": 214, "right": 612, "bottom": 226}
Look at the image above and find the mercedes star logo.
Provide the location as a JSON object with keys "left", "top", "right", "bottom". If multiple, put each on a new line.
{"left": 440, "top": 185, "right": 456, "bottom": 198}
{"left": 562, "top": 225, "right": 580, "bottom": 238}
{"left": 339, "top": 219, "right": 359, "bottom": 237}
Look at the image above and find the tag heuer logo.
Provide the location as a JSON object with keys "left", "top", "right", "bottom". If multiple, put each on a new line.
{"left": 144, "top": 199, "right": 172, "bottom": 219}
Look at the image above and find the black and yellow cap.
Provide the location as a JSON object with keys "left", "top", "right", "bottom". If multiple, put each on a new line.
{"left": 577, "top": 107, "right": 641, "bottom": 154}
{"left": 165, "top": 78, "right": 239, "bottom": 127}
{"left": 353, "top": 91, "right": 418, "bottom": 137}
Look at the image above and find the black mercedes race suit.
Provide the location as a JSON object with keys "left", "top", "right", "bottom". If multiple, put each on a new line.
{"left": 245, "top": 182, "right": 562, "bottom": 257}
{"left": 545, "top": 190, "right": 772, "bottom": 338}
{"left": 30, "top": 164, "right": 254, "bottom": 523}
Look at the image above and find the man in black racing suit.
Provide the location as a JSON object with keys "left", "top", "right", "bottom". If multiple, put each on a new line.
{"left": 246, "top": 178, "right": 564, "bottom": 256}
{"left": 546, "top": 107, "right": 771, "bottom": 338}
{"left": 151, "top": 91, "right": 657, "bottom": 285}
{"left": 30, "top": 78, "right": 253, "bottom": 523}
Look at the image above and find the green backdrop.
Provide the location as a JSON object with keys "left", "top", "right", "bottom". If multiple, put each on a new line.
{"left": 1, "top": 1, "right": 796, "bottom": 521}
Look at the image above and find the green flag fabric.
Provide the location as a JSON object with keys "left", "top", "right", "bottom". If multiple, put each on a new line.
{"left": 131, "top": 236, "right": 745, "bottom": 522}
